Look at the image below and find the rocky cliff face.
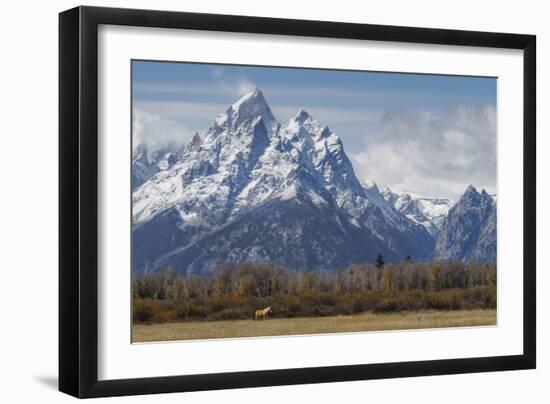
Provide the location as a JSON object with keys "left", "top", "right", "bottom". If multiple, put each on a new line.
{"left": 433, "top": 185, "right": 496, "bottom": 262}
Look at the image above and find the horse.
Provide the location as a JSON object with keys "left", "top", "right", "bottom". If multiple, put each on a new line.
{"left": 254, "top": 306, "right": 272, "bottom": 320}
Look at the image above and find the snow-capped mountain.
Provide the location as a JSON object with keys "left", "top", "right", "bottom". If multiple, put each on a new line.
{"left": 433, "top": 185, "right": 496, "bottom": 262}
{"left": 132, "top": 89, "right": 435, "bottom": 275}
{"left": 132, "top": 143, "right": 183, "bottom": 189}
{"left": 382, "top": 188, "right": 453, "bottom": 236}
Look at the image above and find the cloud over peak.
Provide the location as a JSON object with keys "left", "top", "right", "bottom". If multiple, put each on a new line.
{"left": 350, "top": 104, "right": 496, "bottom": 199}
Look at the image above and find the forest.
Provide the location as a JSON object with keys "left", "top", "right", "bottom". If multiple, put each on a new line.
{"left": 132, "top": 259, "right": 497, "bottom": 324}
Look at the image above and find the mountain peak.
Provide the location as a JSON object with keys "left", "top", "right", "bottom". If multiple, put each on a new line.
{"left": 191, "top": 131, "right": 201, "bottom": 144}
{"left": 216, "top": 88, "right": 276, "bottom": 131}
{"left": 233, "top": 87, "right": 264, "bottom": 108}
{"left": 187, "top": 132, "right": 202, "bottom": 151}
{"left": 381, "top": 187, "right": 395, "bottom": 202}
{"left": 434, "top": 184, "right": 496, "bottom": 262}
{"left": 288, "top": 109, "right": 333, "bottom": 140}
{"left": 294, "top": 108, "right": 312, "bottom": 124}
{"left": 458, "top": 185, "right": 481, "bottom": 205}
{"left": 233, "top": 88, "right": 272, "bottom": 120}
{"left": 363, "top": 180, "right": 378, "bottom": 191}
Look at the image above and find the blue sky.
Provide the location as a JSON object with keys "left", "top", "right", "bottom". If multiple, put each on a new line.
{"left": 132, "top": 60, "right": 497, "bottom": 200}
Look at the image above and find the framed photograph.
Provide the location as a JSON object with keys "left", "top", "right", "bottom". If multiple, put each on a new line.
{"left": 59, "top": 6, "right": 536, "bottom": 398}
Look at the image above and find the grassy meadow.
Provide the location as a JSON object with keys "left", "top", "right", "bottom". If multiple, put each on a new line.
{"left": 133, "top": 309, "right": 496, "bottom": 342}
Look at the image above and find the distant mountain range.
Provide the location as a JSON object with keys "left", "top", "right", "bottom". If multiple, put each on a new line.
{"left": 382, "top": 188, "right": 453, "bottom": 236}
{"left": 132, "top": 89, "right": 496, "bottom": 275}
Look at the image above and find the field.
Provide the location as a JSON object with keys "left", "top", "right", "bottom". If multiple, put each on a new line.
{"left": 132, "top": 309, "right": 496, "bottom": 342}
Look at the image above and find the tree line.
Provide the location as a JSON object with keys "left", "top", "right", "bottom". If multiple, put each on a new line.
{"left": 133, "top": 260, "right": 497, "bottom": 323}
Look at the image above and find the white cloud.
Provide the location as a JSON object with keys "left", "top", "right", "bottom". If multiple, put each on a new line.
{"left": 213, "top": 71, "right": 257, "bottom": 98}
{"left": 236, "top": 78, "right": 256, "bottom": 94}
{"left": 350, "top": 104, "right": 497, "bottom": 199}
{"left": 133, "top": 109, "right": 195, "bottom": 154}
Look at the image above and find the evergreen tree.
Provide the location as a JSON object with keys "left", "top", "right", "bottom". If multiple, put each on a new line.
{"left": 375, "top": 253, "right": 385, "bottom": 268}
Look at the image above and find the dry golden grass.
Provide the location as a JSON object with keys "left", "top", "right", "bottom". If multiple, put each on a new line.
{"left": 132, "top": 309, "right": 496, "bottom": 343}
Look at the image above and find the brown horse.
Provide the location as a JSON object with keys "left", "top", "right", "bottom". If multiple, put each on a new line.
{"left": 254, "top": 306, "right": 272, "bottom": 320}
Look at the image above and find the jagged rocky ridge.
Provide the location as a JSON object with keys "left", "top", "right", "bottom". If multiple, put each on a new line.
{"left": 433, "top": 186, "right": 496, "bottom": 261}
{"left": 132, "top": 89, "right": 496, "bottom": 275}
{"left": 132, "top": 144, "right": 182, "bottom": 189}
{"left": 382, "top": 188, "right": 453, "bottom": 237}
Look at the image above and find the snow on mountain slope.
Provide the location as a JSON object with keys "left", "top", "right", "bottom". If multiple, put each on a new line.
{"left": 132, "top": 144, "right": 181, "bottom": 189}
{"left": 132, "top": 89, "right": 437, "bottom": 275}
{"left": 133, "top": 89, "right": 277, "bottom": 227}
{"left": 382, "top": 188, "right": 453, "bottom": 236}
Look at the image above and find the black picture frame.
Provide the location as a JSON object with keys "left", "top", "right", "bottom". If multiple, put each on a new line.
{"left": 59, "top": 5, "right": 536, "bottom": 398}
